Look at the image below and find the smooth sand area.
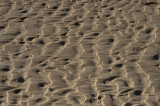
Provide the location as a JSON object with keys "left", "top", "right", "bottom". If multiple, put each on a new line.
{"left": 0, "top": 0, "right": 160, "bottom": 106}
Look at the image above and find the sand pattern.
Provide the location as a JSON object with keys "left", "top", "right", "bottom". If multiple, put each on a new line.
{"left": 0, "top": 0, "right": 160, "bottom": 106}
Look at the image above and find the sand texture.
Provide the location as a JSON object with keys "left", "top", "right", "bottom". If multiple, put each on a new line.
{"left": 0, "top": 0, "right": 160, "bottom": 106}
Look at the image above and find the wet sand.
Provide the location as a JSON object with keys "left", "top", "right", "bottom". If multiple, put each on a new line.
{"left": 0, "top": 0, "right": 160, "bottom": 106}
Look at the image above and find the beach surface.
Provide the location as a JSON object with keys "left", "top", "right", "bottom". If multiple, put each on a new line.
{"left": 0, "top": 0, "right": 160, "bottom": 106}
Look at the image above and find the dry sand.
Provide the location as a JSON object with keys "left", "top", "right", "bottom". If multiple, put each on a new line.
{"left": 0, "top": 0, "right": 160, "bottom": 106}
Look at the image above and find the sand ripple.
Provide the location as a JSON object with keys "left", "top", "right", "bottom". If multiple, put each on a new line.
{"left": 0, "top": 0, "right": 160, "bottom": 106}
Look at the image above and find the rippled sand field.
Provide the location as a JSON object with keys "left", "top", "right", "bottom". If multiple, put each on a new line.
{"left": 0, "top": 0, "right": 160, "bottom": 106}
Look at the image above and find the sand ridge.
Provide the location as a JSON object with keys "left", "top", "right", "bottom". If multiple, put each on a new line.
{"left": 0, "top": 0, "right": 160, "bottom": 106}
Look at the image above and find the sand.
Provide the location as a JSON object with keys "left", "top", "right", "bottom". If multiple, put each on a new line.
{"left": 0, "top": 0, "right": 160, "bottom": 106}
